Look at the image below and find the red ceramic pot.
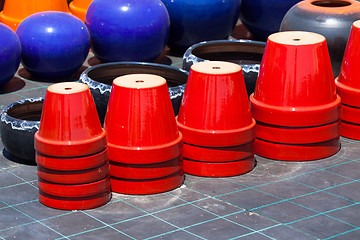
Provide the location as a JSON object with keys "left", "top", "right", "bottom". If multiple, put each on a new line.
{"left": 340, "top": 121, "right": 360, "bottom": 140}
{"left": 36, "top": 148, "right": 108, "bottom": 171}
{"left": 341, "top": 104, "right": 360, "bottom": 123}
{"left": 250, "top": 31, "right": 341, "bottom": 127}
{"left": 336, "top": 20, "right": 360, "bottom": 107}
{"left": 177, "top": 61, "right": 256, "bottom": 147}
{"left": 38, "top": 177, "right": 110, "bottom": 198}
{"left": 37, "top": 163, "right": 110, "bottom": 184}
{"left": 183, "top": 142, "right": 253, "bottom": 162}
{"left": 35, "top": 82, "right": 107, "bottom": 157}
{"left": 105, "top": 74, "right": 183, "bottom": 164}
{"left": 183, "top": 156, "right": 255, "bottom": 177}
{"left": 109, "top": 155, "right": 182, "bottom": 180}
{"left": 110, "top": 171, "right": 184, "bottom": 195}
{"left": 254, "top": 137, "right": 340, "bottom": 161}
{"left": 255, "top": 121, "right": 340, "bottom": 144}
{"left": 39, "top": 190, "right": 111, "bottom": 210}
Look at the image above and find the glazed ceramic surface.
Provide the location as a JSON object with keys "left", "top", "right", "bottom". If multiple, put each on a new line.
{"left": 85, "top": 0, "right": 169, "bottom": 62}
{"left": 0, "top": 23, "right": 21, "bottom": 87}
{"left": 161, "top": 0, "right": 241, "bottom": 53}
{"left": 280, "top": 0, "right": 360, "bottom": 77}
{"left": 240, "top": 0, "right": 301, "bottom": 41}
{"left": 183, "top": 39, "right": 265, "bottom": 96}
{"left": 16, "top": 11, "right": 90, "bottom": 79}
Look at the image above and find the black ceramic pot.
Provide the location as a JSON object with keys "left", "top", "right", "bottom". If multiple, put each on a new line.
{"left": 79, "top": 62, "right": 188, "bottom": 124}
{"left": 280, "top": 0, "right": 360, "bottom": 77}
{"left": 182, "top": 39, "right": 266, "bottom": 96}
{"left": 0, "top": 98, "right": 43, "bottom": 164}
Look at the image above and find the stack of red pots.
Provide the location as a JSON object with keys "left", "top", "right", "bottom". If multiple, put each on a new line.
{"left": 105, "top": 74, "right": 184, "bottom": 194}
{"left": 250, "top": 31, "right": 341, "bottom": 161}
{"left": 336, "top": 20, "right": 360, "bottom": 139}
{"left": 177, "top": 61, "right": 256, "bottom": 177}
{"left": 35, "top": 82, "right": 111, "bottom": 210}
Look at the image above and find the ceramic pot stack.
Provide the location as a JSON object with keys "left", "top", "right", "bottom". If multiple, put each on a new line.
{"left": 336, "top": 20, "right": 360, "bottom": 139}
{"left": 250, "top": 31, "right": 341, "bottom": 161}
{"left": 105, "top": 74, "right": 184, "bottom": 194}
{"left": 177, "top": 61, "right": 256, "bottom": 177}
{"left": 35, "top": 82, "right": 111, "bottom": 210}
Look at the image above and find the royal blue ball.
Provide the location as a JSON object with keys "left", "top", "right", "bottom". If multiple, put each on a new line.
{"left": 0, "top": 23, "right": 21, "bottom": 87}
{"left": 161, "top": 0, "right": 241, "bottom": 53}
{"left": 16, "top": 11, "right": 90, "bottom": 79}
{"left": 85, "top": 0, "right": 170, "bottom": 63}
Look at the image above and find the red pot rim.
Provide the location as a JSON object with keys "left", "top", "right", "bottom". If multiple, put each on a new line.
{"left": 254, "top": 137, "right": 340, "bottom": 161}
{"left": 340, "top": 121, "right": 360, "bottom": 140}
{"left": 110, "top": 171, "right": 184, "bottom": 195}
{"left": 183, "top": 142, "right": 253, "bottom": 162}
{"left": 177, "top": 118, "right": 256, "bottom": 147}
{"left": 336, "top": 78, "right": 360, "bottom": 107}
{"left": 183, "top": 157, "right": 255, "bottom": 177}
{"left": 341, "top": 104, "right": 360, "bottom": 123}
{"left": 250, "top": 94, "right": 341, "bottom": 127}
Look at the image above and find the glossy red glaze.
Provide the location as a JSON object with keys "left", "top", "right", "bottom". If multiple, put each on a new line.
{"left": 183, "top": 142, "right": 253, "bottom": 162}
{"left": 340, "top": 121, "right": 360, "bottom": 140}
{"left": 109, "top": 155, "right": 182, "bottom": 179}
{"left": 37, "top": 163, "right": 110, "bottom": 184}
{"left": 105, "top": 74, "right": 183, "bottom": 165}
{"left": 341, "top": 104, "right": 360, "bottom": 123}
{"left": 183, "top": 156, "right": 255, "bottom": 177}
{"left": 251, "top": 31, "right": 341, "bottom": 126}
{"left": 35, "top": 82, "right": 107, "bottom": 157}
{"left": 256, "top": 121, "right": 340, "bottom": 144}
{"left": 110, "top": 171, "right": 184, "bottom": 195}
{"left": 39, "top": 190, "right": 111, "bottom": 210}
{"left": 36, "top": 148, "right": 108, "bottom": 171}
{"left": 336, "top": 20, "right": 360, "bottom": 106}
{"left": 38, "top": 177, "right": 110, "bottom": 198}
{"left": 254, "top": 137, "right": 340, "bottom": 161}
{"left": 177, "top": 61, "right": 256, "bottom": 147}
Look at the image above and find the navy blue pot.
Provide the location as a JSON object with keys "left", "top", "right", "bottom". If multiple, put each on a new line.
{"left": 16, "top": 11, "right": 90, "bottom": 79}
{"left": 240, "top": 0, "right": 301, "bottom": 41}
{"left": 85, "top": 0, "right": 170, "bottom": 63}
{"left": 161, "top": 0, "right": 241, "bottom": 53}
{"left": 0, "top": 23, "right": 21, "bottom": 87}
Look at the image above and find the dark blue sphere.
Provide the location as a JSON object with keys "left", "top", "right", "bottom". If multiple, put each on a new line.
{"left": 16, "top": 11, "right": 90, "bottom": 79}
{"left": 161, "top": 0, "right": 241, "bottom": 53}
{"left": 0, "top": 23, "right": 21, "bottom": 87}
{"left": 85, "top": 0, "right": 170, "bottom": 63}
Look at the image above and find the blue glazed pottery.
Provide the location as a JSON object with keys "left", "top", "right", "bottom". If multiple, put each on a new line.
{"left": 85, "top": 0, "right": 170, "bottom": 63}
{"left": 161, "top": 0, "right": 241, "bottom": 53}
{"left": 240, "top": 0, "right": 301, "bottom": 41}
{"left": 16, "top": 11, "right": 90, "bottom": 79}
{"left": 0, "top": 23, "right": 21, "bottom": 87}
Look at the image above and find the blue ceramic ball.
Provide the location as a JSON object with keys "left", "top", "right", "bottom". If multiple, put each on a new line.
{"left": 0, "top": 23, "right": 21, "bottom": 87}
{"left": 85, "top": 0, "right": 170, "bottom": 63}
{"left": 161, "top": 0, "right": 241, "bottom": 53}
{"left": 16, "top": 11, "right": 90, "bottom": 79}
{"left": 240, "top": 0, "right": 301, "bottom": 41}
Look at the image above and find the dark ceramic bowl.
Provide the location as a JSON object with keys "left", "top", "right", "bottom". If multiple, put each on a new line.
{"left": 183, "top": 39, "right": 266, "bottom": 96}
{"left": 0, "top": 98, "right": 43, "bottom": 164}
{"left": 79, "top": 62, "right": 188, "bottom": 124}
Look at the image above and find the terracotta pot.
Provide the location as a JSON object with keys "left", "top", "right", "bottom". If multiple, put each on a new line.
{"left": 280, "top": 0, "right": 360, "bottom": 77}
{"left": 79, "top": 62, "right": 188, "bottom": 124}
{"left": 182, "top": 39, "right": 266, "bottom": 96}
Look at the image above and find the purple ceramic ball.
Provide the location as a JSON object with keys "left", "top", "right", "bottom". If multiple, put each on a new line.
{"left": 16, "top": 11, "right": 90, "bottom": 79}
{"left": 0, "top": 23, "right": 21, "bottom": 87}
{"left": 85, "top": 0, "right": 170, "bottom": 62}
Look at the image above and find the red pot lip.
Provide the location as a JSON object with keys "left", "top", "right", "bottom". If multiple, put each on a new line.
{"left": 177, "top": 118, "right": 256, "bottom": 147}
{"left": 108, "top": 133, "right": 183, "bottom": 164}
{"left": 250, "top": 93, "right": 341, "bottom": 126}
{"left": 34, "top": 129, "right": 107, "bottom": 157}
{"left": 340, "top": 121, "right": 360, "bottom": 139}
{"left": 335, "top": 77, "right": 360, "bottom": 107}
{"left": 254, "top": 137, "right": 340, "bottom": 161}
{"left": 183, "top": 142, "right": 254, "bottom": 162}
{"left": 341, "top": 104, "right": 360, "bottom": 123}
{"left": 255, "top": 120, "right": 340, "bottom": 144}
{"left": 110, "top": 171, "right": 184, "bottom": 195}
{"left": 183, "top": 156, "right": 255, "bottom": 177}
